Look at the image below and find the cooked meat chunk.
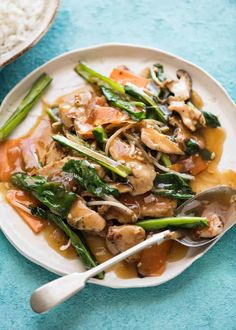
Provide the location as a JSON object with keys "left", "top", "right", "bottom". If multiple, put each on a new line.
{"left": 109, "top": 137, "right": 156, "bottom": 195}
{"left": 194, "top": 212, "right": 224, "bottom": 238}
{"left": 45, "top": 141, "right": 66, "bottom": 165}
{"left": 168, "top": 100, "right": 205, "bottom": 131}
{"left": 166, "top": 70, "right": 192, "bottom": 101}
{"left": 102, "top": 193, "right": 177, "bottom": 224}
{"left": 106, "top": 225, "right": 146, "bottom": 263}
{"left": 67, "top": 197, "right": 106, "bottom": 232}
{"left": 141, "top": 124, "right": 184, "bottom": 155}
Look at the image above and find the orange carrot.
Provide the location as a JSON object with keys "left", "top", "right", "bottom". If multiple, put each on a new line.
{"left": 6, "top": 190, "right": 46, "bottom": 233}
{"left": 172, "top": 155, "right": 208, "bottom": 176}
{"left": 110, "top": 68, "right": 148, "bottom": 88}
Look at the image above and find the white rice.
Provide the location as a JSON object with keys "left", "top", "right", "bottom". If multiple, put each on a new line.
{"left": 0, "top": 0, "right": 46, "bottom": 56}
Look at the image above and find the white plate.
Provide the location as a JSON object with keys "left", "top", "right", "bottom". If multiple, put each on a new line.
{"left": 0, "top": 0, "right": 59, "bottom": 68}
{"left": 0, "top": 43, "right": 235, "bottom": 288}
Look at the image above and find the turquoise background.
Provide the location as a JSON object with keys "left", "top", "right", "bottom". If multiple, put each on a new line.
{"left": 0, "top": 0, "right": 236, "bottom": 329}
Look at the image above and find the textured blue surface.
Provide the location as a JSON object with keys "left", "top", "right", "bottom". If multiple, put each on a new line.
{"left": 0, "top": 1, "right": 236, "bottom": 329}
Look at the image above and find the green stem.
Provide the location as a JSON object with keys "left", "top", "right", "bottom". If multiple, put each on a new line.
{"left": 53, "top": 134, "right": 131, "bottom": 178}
{"left": 0, "top": 73, "right": 52, "bottom": 140}
{"left": 137, "top": 216, "right": 208, "bottom": 230}
{"left": 74, "top": 61, "right": 124, "bottom": 93}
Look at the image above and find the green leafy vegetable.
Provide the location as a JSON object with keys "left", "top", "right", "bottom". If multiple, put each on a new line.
{"left": 185, "top": 139, "right": 214, "bottom": 160}
{"left": 150, "top": 63, "right": 165, "bottom": 85}
{"left": 137, "top": 216, "right": 208, "bottom": 231}
{"left": 153, "top": 173, "right": 194, "bottom": 200}
{"left": 30, "top": 205, "right": 104, "bottom": 279}
{"left": 74, "top": 61, "right": 124, "bottom": 93}
{"left": 160, "top": 154, "right": 171, "bottom": 167}
{"left": 202, "top": 111, "right": 221, "bottom": 128}
{"left": 63, "top": 159, "right": 119, "bottom": 198}
{"left": 92, "top": 125, "right": 107, "bottom": 147}
{"left": 124, "top": 82, "right": 166, "bottom": 123}
{"left": 0, "top": 73, "right": 52, "bottom": 141}
{"left": 53, "top": 134, "right": 131, "bottom": 178}
{"left": 11, "top": 173, "right": 77, "bottom": 217}
{"left": 101, "top": 87, "right": 145, "bottom": 121}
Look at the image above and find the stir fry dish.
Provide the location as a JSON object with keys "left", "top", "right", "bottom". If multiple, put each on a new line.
{"left": 0, "top": 62, "right": 226, "bottom": 278}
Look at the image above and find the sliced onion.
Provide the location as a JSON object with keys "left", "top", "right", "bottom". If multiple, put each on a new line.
{"left": 60, "top": 239, "right": 72, "bottom": 251}
{"left": 10, "top": 200, "right": 32, "bottom": 215}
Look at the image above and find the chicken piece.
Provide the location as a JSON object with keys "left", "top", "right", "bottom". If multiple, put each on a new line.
{"left": 109, "top": 137, "right": 156, "bottom": 196}
{"left": 166, "top": 70, "right": 192, "bottom": 101}
{"left": 67, "top": 197, "right": 106, "bottom": 232}
{"left": 194, "top": 212, "right": 224, "bottom": 238}
{"left": 168, "top": 100, "right": 205, "bottom": 131}
{"left": 45, "top": 141, "right": 66, "bottom": 165}
{"left": 141, "top": 123, "right": 184, "bottom": 155}
{"left": 102, "top": 193, "right": 177, "bottom": 224}
{"left": 106, "top": 225, "right": 146, "bottom": 263}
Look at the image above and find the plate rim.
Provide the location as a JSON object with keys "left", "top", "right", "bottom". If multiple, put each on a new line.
{"left": 0, "top": 42, "right": 235, "bottom": 289}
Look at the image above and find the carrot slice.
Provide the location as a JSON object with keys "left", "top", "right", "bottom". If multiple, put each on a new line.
{"left": 110, "top": 68, "right": 148, "bottom": 88}
{"left": 172, "top": 155, "right": 208, "bottom": 176}
{"left": 6, "top": 190, "right": 46, "bottom": 233}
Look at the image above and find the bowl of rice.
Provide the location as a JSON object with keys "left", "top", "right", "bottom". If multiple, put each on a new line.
{"left": 0, "top": 0, "right": 60, "bottom": 68}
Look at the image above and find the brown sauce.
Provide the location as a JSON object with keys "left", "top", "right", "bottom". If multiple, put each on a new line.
{"left": 1, "top": 111, "right": 236, "bottom": 279}
{"left": 43, "top": 223, "right": 77, "bottom": 259}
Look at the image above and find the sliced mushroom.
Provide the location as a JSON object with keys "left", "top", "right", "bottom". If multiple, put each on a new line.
{"left": 166, "top": 69, "right": 192, "bottom": 101}
{"left": 141, "top": 124, "right": 184, "bottom": 155}
{"left": 102, "top": 193, "right": 177, "bottom": 224}
{"left": 194, "top": 212, "right": 224, "bottom": 238}
{"left": 106, "top": 225, "right": 146, "bottom": 263}
{"left": 67, "top": 197, "right": 106, "bottom": 232}
{"left": 168, "top": 100, "right": 205, "bottom": 131}
{"left": 109, "top": 137, "right": 156, "bottom": 196}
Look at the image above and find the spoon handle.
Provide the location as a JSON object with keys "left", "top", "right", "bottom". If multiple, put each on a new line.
{"left": 30, "top": 229, "right": 172, "bottom": 313}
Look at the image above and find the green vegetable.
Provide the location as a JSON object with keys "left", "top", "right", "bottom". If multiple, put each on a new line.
{"left": 63, "top": 159, "right": 119, "bottom": 198}
{"left": 47, "top": 106, "right": 60, "bottom": 122}
{"left": 202, "top": 111, "right": 221, "bottom": 128}
{"left": 137, "top": 216, "right": 208, "bottom": 230}
{"left": 101, "top": 87, "right": 145, "bottom": 121}
{"left": 160, "top": 154, "right": 171, "bottom": 167}
{"left": 92, "top": 125, "right": 107, "bottom": 147}
{"left": 74, "top": 61, "right": 124, "bottom": 93}
{"left": 185, "top": 139, "right": 214, "bottom": 160}
{"left": 11, "top": 173, "right": 77, "bottom": 217}
{"left": 53, "top": 134, "right": 131, "bottom": 178}
{"left": 124, "top": 82, "right": 166, "bottom": 123}
{"left": 30, "top": 205, "right": 104, "bottom": 279}
{"left": 153, "top": 173, "right": 194, "bottom": 200}
{"left": 150, "top": 63, "right": 165, "bottom": 85}
{"left": 0, "top": 73, "right": 52, "bottom": 141}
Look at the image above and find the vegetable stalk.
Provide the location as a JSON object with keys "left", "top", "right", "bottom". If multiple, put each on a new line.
{"left": 74, "top": 61, "right": 124, "bottom": 93}
{"left": 137, "top": 216, "right": 208, "bottom": 230}
{"left": 53, "top": 134, "right": 131, "bottom": 178}
{"left": 0, "top": 73, "right": 52, "bottom": 140}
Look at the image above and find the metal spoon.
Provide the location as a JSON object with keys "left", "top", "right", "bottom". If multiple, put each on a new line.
{"left": 30, "top": 186, "right": 236, "bottom": 313}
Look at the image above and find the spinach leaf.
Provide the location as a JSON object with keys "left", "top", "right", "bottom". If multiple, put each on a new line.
{"left": 63, "top": 159, "right": 120, "bottom": 198}
{"left": 11, "top": 173, "right": 77, "bottom": 217}
{"left": 101, "top": 86, "right": 146, "bottom": 121}
{"left": 202, "top": 111, "right": 221, "bottom": 128}
{"left": 153, "top": 173, "right": 194, "bottom": 200}
{"left": 185, "top": 139, "right": 213, "bottom": 160}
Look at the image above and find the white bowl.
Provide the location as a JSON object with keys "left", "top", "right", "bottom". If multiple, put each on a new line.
{"left": 0, "top": 0, "right": 60, "bottom": 68}
{"left": 0, "top": 43, "right": 235, "bottom": 288}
